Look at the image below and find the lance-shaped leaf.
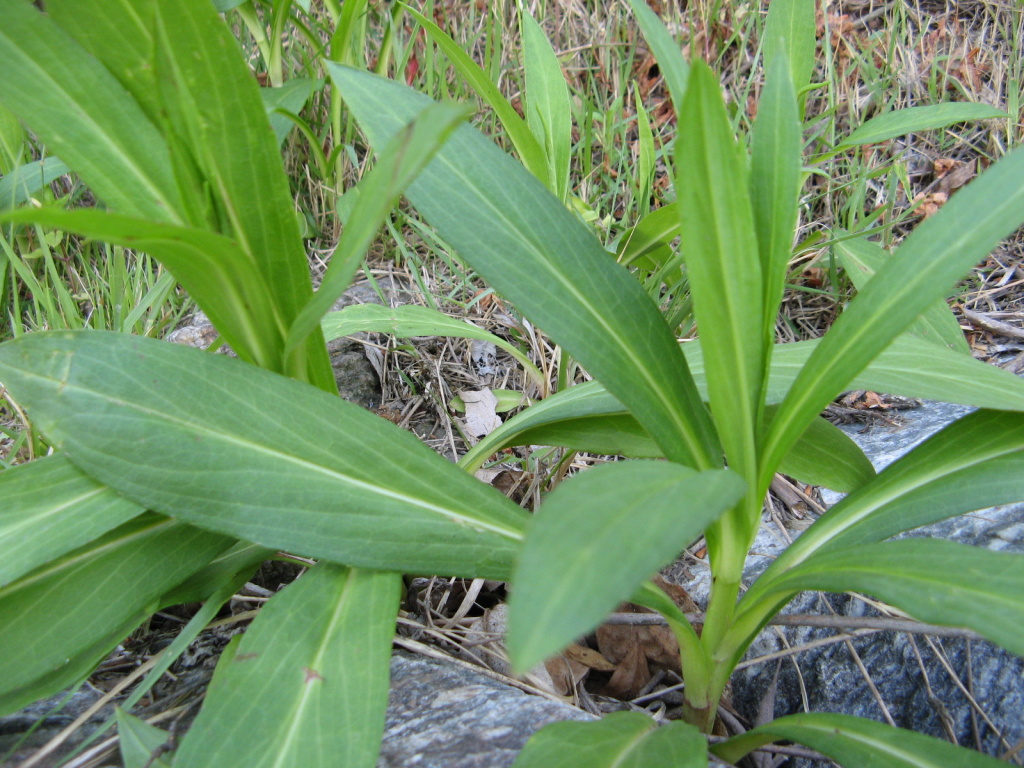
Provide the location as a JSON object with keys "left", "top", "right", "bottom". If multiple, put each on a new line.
{"left": 762, "top": 0, "right": 817, "bottom": 98}
{"left": 0, "top": 514, "right": 233, "bottom": 715}
{"left": 0, "top": 331, "right": 526, "bottom": 579}
{"left": 761, "top": 409, "right": 1024, "bottom": 570}
{"left": 285, "top": 101, "right": 473, "bottom": 358}
{"left": 625, "top": 0, "right": 690, "bottom": 109}
{"left": 0, "top": 0, "right": 181, "bottom": 222}
{"left": 460, "top": 383, "right": 872, "bottom": 493}
{"left": 834, "top": 234, "right": 970, "bottom": 354}
{"left": 676, "top": 60, "right": 764, "bottom": 483}
{"left": 174, "top": 565, "right": 400, "bottom": 768}
{"left": 762, "top": 144, "right": 1024, "bottom": 481}
{"left": 45, "top": 0, "right": 161, "bottom": 123}
{"left": 522, "top": 11, "right": 572, "bottom": 201}
{"left": 0, "top": 453, "right": 144, "bottom": 588}
{"left": 117, "top": 709, "right": 173, "bottom": 768}
{"left": 750, "top": 52, "right": 802, "bottom": 361}
{"left": 712, "top": 712, "right": 1008, "bottom": 767}
{"left": 332, "top": 66, "right": 720, "bottom": 470}
{"left": 0, "top": 208, "right": 285, "bottom": 369}
{"left": 0, "top": 157, "right": 72, "bottom": 209}
{"left": 321, "top": 303, "right": 544, "bottom": 387}
{"left": 763, "top": 539, "right": 1024, "bottom": 656}
{"left": 616, "top": 203, "right": 680, "bottom": 270}
{"left": 841, "top": 103, "right": 1009, "bottom": 147}
{"left": 508, "top": 461, "right": 744, "bottom": 673}
{"left": 404, "top": 6, "right": 548, "bottom": 183}
{"left": 151, "top": 0, "right": 314, "bottom": 324}
{"left": 760, "top": 334, "right": 1024, "bottom": 409}
{"left": 513, "top": 712, "right": 708, "bottom": 768}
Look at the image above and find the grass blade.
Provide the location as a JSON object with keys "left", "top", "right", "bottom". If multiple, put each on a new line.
{"left": 0, "top": 331, "right": 527, "bottom": 579}
{"left": 174, "top": 565, "right": 400, "bottom": 768}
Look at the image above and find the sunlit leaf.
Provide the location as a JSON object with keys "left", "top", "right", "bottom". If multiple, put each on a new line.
{"left": 0, "top": 331, "right": 527, "bottom": 579}
{"left": 842, "top": 103, "right": 1008, "bottom": 147}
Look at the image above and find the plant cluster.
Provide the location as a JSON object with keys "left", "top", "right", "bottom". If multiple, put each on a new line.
{"left": 1, "top": 0, "right": 1023, "bottom": 766}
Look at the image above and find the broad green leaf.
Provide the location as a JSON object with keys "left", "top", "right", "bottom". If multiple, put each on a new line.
{"left": 759, "top": 334, "right": 1024, "bottom": 409}
{"left": 677, "top": 60, "right": 764, "bottom": 481}
{"left": 712, "top": 712, "right": 1007, "bottom": 767}
{"left": 0, "top": 331, "right": 527, "bottom": 579}
{"left": 0, "top": 158, "right": 72, "bottom": 209}
{"left": 842, "top": 103, "right": 1009, "bottom": 146}
{"left": 0, "top": 208, "right": 285, "bottom": 370}
{"left": 262, "top": 78, "right": 323, "bottom": 147}
{"left": 0, "top": 514, "right": 232, "bottom": 716}
{"left": 321, "top": 303, "right": 544, "bottom": 387}
{"left": 151, "top": 0, "right": 332, "bottom": 387}
{"left": 834, "top": 234, "right": 970, "bottom": 354}
{"left": 522, "top": 11, "right": 572, "bottom": 201}
{"left": 405, "top": 5, "right": 549, "bottom": 184}
{"left": 45, "top": 0, "right": 161, "bottom": 123}
{"left": 286, "top": 100, "right": 472, "bottom": 358}
{"left": 764, "top": 409, "right": 1024, "bottom": 565}
{"left": 0, "top": 0, "right": 182, "bottom": 222}
{"left": 334, "top": 67, "right": 720, "bottom": 470}
{"left": 616, "top": 203, "right": 681, "bottom": 270}
{"left": 750, "top": 52, "right": 802, "bottom": 365}
{"left": 117, "top": 709, "right": 172, "bottom": 768}
{"left": 0, "top": 103, "right": 23, "bottom": 173}
{"left": 771, "top": 412, "right": 875, "bottom": 492}
{"left": 625, "top": 0, "right": 690, "bottom": 110}
{"left": 765, "top": 539, "right": 1024, "bottom": 656}
{"left": 174, "top": 565, "right": 400, "bottom": 768}
{"left": 762, "top": 0, "right": 817, "bottom": 96}
{"left": 763, "top": 144, "right": 1024, "bottom": 484}
{"left": 0, "top": 454, "right": 144, "bottom": 588}
{"left": 513, "top": 712, "right": 707, "bottom": 768}
{"left": 508, "top": 461, "right": 744, "bottom": 672}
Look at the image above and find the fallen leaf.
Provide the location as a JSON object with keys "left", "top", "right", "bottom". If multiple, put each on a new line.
{"left": 460, "top": 388, "right": 502, "bottom": 438}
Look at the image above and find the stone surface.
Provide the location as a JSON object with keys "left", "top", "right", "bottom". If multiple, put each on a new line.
{"left": 379, "top": 651, "right": 593, "bottom": 768}
{"left": 720, "top": 402, "right": 1024, "bottom": 760}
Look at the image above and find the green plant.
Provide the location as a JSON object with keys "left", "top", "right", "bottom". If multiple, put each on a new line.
{"left": 1, "top": 3, "right": 1024, "bottom": 768}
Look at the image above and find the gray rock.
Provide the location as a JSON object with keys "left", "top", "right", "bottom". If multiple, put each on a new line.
{"left": 379, "top": 651, "right": 594, "bottom": 768}
{"left": 728, "top": 402, "right": 1024, "bottom": 760}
